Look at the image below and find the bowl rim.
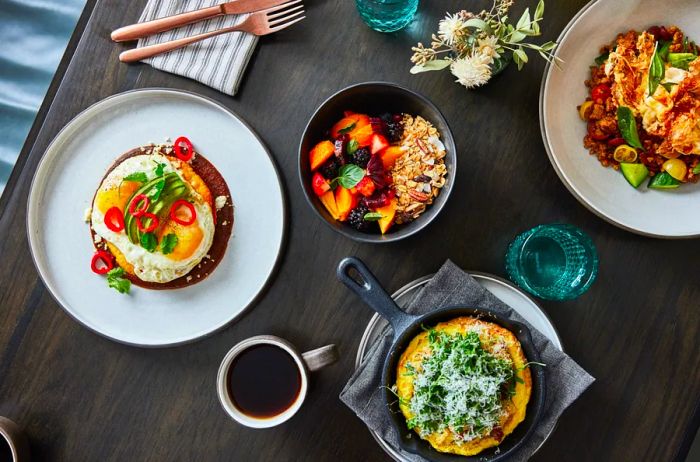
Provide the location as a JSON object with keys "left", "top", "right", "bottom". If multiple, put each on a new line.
{"left": 538, "top": 0, "right": 700, "bottom": 239}
{"left": 380, "top": 306, "right": 546, "bottom": 461}
{"left": 298, "top": 81, "right": 457, "bottom": 244}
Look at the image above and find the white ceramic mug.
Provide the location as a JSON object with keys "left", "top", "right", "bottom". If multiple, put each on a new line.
{"left": 0, "top": 417, "right": 30, "bottom": 462}
{"left": 217, "top": 335, "right": 337, "bottom": 428}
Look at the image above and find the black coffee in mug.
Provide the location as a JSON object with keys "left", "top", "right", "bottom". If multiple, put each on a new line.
{"left": 0, "top": 433, "right": 12, "bottom": 462}
{"left": 226, "top": 344, "right": 301, "bottom": 418}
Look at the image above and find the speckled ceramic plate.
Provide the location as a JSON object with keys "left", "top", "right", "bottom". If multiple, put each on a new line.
{"left": 540, "top": 0, "right": 700, "bottom": 237}
{"left": 27, "top": 89, "right": 286, "bottom": 347}
{"left": 355, "top": 272, "right": 563, "bottom": 461}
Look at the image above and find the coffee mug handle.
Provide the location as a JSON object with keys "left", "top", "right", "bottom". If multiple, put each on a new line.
{"left": 301, "top": 344, "right": 338, "bottom": 372}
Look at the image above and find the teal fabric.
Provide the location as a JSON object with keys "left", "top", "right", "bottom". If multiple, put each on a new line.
{"left": 0, "top": 0, "right": 84, "bottom": 195}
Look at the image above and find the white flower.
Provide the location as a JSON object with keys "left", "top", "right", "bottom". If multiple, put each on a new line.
{"left": 438, "top": 13, "right": 466, "bottom": 46}
{"left": 477, "top": 36, "right": 501, "bottom": 63}
{"left": 450, "top": 53, "right": 492, "bottom": 89}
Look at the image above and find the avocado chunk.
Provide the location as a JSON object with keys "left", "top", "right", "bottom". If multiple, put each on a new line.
{"left": 619, "top": 163, "right": 649, "bottom": 188}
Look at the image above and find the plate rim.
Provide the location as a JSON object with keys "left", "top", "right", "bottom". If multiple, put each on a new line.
{"left": 538, "top": 0, "right": 700, "bottom": 239}
{"left": 25, "top": 87, "right": 288, "bottom": 348}
{"left": 354, "top": 271, "right": 563, "bottom": 461}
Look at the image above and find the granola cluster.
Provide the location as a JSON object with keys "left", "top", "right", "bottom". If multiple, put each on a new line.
{"left": 391, "top": 115, "right": 448, "bottom": 224}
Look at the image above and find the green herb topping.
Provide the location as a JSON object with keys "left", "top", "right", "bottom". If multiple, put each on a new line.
{"left": 160, "top": 233, "right": 178, "bottom": 255}
{"left": 106, "top": 268, "right": 131, "bottom": 294}
{"left": 404, "top": 329, "right": 519, "bottom": 442}
{"left": 140, "top": 232, "right": 158, "bottom": 253}
{"left": 123, "top": 172, "right": 148, "bottom": 183}
{"left": 616, "top": 106, "right": 644, "bottom": 150}
{"left": 332, "top": 164, "right": 365, "bottom": 189}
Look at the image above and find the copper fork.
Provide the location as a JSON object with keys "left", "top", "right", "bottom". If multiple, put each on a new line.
{"left": 119, "top": 0, "right": 304, "bottom": 63}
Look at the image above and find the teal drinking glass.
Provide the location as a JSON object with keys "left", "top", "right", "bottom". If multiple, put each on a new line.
{"left": 505, "top": 224, "right": 598, "bottom": 301}
{"left": 355, "top": 0, "right": 419, "bottom": 33}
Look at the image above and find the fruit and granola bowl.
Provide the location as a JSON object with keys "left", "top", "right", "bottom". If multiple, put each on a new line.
{"left": 299, "top": 83, "right": 456, "bottom": 243}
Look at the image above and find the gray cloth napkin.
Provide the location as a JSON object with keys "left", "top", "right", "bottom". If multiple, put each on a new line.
{"left": 137, "top": 0, "right": 258, "bottom": 95}
{"left": 340, "top": 260, "right": 595, "bottom": 461}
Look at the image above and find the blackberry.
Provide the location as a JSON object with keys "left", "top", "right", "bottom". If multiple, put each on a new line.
{"left": 347, "top": 204, "right": 373, "bottom": 232}
{"left": 349, "top": 147, "right": 371, "bottom": 168}
{"left": 319, "top": 157, "right": 340, "bottom": 179}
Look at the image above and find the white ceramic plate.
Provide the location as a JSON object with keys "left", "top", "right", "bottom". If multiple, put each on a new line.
{"left": 27, "top": 89, "right": 286, "bottom": 347}
{"left": 355, "top": 272, "right": 562, "bottom": 461}
{"left": 540, "top": 0, "right": 700, "bottom": 237}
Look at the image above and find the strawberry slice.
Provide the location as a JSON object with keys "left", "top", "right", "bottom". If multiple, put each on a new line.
{"left": 311, "top": 172, "right": 331, "bottom": 196}
{"left": 370, "top": 134, "right": 389, "bottom": 155}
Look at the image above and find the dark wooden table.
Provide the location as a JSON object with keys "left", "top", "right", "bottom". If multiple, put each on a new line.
{"left": 1, "top": 0, "right": 699, "bottom": 460}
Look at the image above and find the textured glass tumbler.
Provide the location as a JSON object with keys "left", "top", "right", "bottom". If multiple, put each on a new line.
{"left": 505, "top": 224, "right": 598, "bottom": 301}
{"left": 355, "top": 0, "right": 418, "bottom": 33}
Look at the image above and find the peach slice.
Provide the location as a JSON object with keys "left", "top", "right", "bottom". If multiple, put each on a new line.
{"left": 310, "top": 140, "right": 335, "bottom": 171}
{"left": 376, "top": 198, "right": 398, "bottom": 234}
{"left": 380, "top": 146, "right": 406, "bottom": 170}
{"left": 319, "top": 190, "right": 340, "bottom": 220}
{"left": 335, "top": 186, "right": 358, "bottom": 221}
{"left": 331, "top": 114, "right": 370, "bottom": 139}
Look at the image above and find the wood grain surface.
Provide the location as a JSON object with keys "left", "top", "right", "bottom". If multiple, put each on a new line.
{"left": 1, "top": 0, "right": 699, "bottom": 460}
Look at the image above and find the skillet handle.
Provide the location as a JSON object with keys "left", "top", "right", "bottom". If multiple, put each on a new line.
{"left": 337, "top": 257, "right": 416, "bottom": 339}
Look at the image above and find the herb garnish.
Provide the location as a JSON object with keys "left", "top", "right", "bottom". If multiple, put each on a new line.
{"left": 106, "top": 267, "right": 131, "bottom": 294}
{"left": 668, "top": 52, "right": 696, "bottom": 70}
{"left": 154, "top": 162, "right": 167, "bottom": 177}
{"left": 160, "top": 233, "right": 178, "bottom": 255}
{"left": 140, "top": 232, "right": 158, "bottom": 253}
{"left": 403, "top": 329, "right": 520, "bottom": 442}
{"left": 616, "top": 106, "right": 644, "bottom": 150}
{"left": 347, "top": 139, "right": 359, "bottom": 155}
{"left": 124, "top": 172, "right": 148, "bottom": 183}
{"left": 147, "top": 178, "right": 166, "bottom": 202}
{"left": 363, "top": 212, "right": 384, "bottom": 221}
{"left": 332, "top": 164, "right": 365, "bottom": 189}
{"left": 594, "top": 51, "right": 609, "bottom": 66}
{"left": 338, "top": 122, "right": 356, "bottom": 134}
{"left": 648, "top": 42, "right": 665, "bottom": 96}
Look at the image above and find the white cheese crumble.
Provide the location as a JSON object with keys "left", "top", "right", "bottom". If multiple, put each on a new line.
{"left": 214, "top": 195, "right": 227, "bottom": 210}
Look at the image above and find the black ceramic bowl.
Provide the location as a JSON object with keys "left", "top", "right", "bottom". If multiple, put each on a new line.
{"left": 337, "top": 257, "right": 546, "bottom": 462}
{"left": 299, "top": 82, "right": 457, "bottom": 243}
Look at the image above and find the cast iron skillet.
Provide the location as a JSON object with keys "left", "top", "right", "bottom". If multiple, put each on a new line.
{"left": 337, "top": 257, "right": 546, "bottom": 462}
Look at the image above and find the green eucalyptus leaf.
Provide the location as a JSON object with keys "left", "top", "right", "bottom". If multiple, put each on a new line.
{"left": 463, "top": 18, "right": 491, "bottom": 34}
{"left": 510, "top": 30, "right": 526, "bottom": 43}
{"left": 410, "top": 59, "right": 451, "bottom": 74}
{"left": 534, "top": 0, "right": 545, "bottom": 20}
{"left": 513, "top": 48, "right": 528, "bottom": 70}
{"left": 516, "top": 8, "right": 531, "bottom": 30}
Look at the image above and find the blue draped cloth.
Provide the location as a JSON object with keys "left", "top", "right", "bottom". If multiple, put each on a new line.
{"left": 0, "top": 0, "right": 83, "bottom": 195}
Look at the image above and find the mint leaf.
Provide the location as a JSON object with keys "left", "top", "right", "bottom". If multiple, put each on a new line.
{"left": 140, "top": 232, "right": 157, "bottom": 252}
{"left": 347, "top": 139, "right": 359, "bottom": 155}
{"left": 332, "top": 164, "right": 365, "bottom": 189}
{"left": 668, "top": 52, "right": 696, "bottom": 70}
{"left": 106, "top": 268, "right": 131, "bottom": 294}
{"left": 124, "top": 172, "right": 148, "bottom": 183}
{"left": 160, "top": 233, "right": 178, "bottom": 255}
{"left": 338, "top": 122, "right": 356, "bottom": 134}
{"left": 363, "top": 212, "right": 383, "bottom": 221}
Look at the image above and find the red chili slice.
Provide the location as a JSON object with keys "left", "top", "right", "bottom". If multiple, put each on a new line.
{"left": 91, "top": 250, "right": 114, "bottom": 275}
{"left": 591, "top": 84, "right": 611, "bottom": 102}
{"left": 104, "top": 207, "right": 125, "bottom": 232}
{"left": 173, "top": 136, "right": 194, "bottom": 162}
{"left": 170, "top": 199, "right": 197, "bottom": 226}
{"left": 129, "top": 194, "right": 150, "bottom": 217}
{"left": 136, "top": 212, "right": 159, "bottom": 233}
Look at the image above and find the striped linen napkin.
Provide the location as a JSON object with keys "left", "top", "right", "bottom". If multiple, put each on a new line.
{"left": 137, "top": 0, "right": 258, "bottom": 96}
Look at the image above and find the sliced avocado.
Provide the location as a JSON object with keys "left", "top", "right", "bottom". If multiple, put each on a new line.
{"left": 620, "top": 163, "right": 649, "bottom": 188}
{"left": 124, "top": 173, "right": 188, "bottom": 244}
{"left": 648, "top": 171, "right": 680, "bottom": 190}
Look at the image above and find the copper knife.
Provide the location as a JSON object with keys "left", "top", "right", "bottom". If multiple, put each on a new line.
{"left": 111, "top": 0, "right": 290, "bottom": 42}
